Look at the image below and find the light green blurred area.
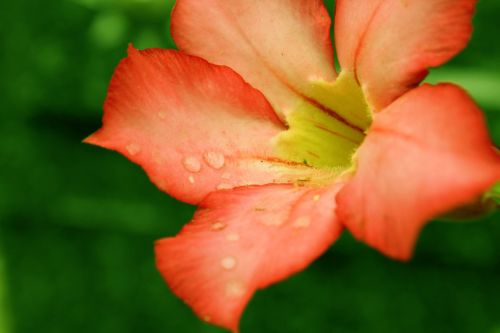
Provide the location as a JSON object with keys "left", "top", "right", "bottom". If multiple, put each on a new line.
{"left": 0, "top": 1, "right": 499, "bottom": 333}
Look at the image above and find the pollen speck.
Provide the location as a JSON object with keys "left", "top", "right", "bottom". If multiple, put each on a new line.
{"left": 293, "top": 216, "right": 311, "bottom": 228}
{"left": 217, "top": 183, "right": 232, "bottom": 190}
{"left": 259, "top": 219, "right": 283, "bottom": 227}
{"left": 157, "top": 112, "right": 167, "bottom": 120}
{"left": 183, "top": 156, "right": 202, "bottom": 173}
{"left": 220, "top": 256, "right": 237, "bottom": 270}
{"left": 225, "top": 280, "right": 245, "bottom": 297}
{"left": 204, "top": 151, "right": 225, "bottom": 169}
{"left": 221, "top": 172, "right": 231, "bottom": 180}
{"left": 211, "top": 222, "right": 227, "bottom": 231}
{"left": 126, "top": 143, "right": 141, "bottom": 156}
{"left": 188, "top": 175, "right": 195, "bottom": 184}
{"left": 313, "top": 194, "right": 321, "bottom": 201}
{"left": 226, "top": 233, "right": 240, "bottom": 242}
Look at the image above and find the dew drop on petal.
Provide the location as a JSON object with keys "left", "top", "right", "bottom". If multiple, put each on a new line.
{"left": 259, "top": 219, "right": 283, "bottom": 227}
{"left": 211, "top": 222, "right": 227, "bottom": 231}
{"left": 183, "top": 156, "right": 201, "bottom": 173}
{"left": 226, "top": 233, "right": 240, "bottom": 242}
{"left": 204, "top": 151, "right": 225, "bottom": 169}
{"left": 217, "top": 183, "right": 232, "bottom": 190}
{"left": 225, "top": 280, "right": 245, "bottom": 297}
{"left": 293, "top": 216, "right": 311, "bottom": 229}
{"left": 220, "top": 256, "right": 237, "bottom": 270}
{"left": 126, "top": 143, "right": 141, "bottom": 156}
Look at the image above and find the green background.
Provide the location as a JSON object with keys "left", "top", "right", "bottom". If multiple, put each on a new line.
{"left": 0, "top": 0, "right": 499, "bottom": 332}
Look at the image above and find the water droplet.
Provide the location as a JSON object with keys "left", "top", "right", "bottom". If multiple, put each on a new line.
{"left": 226, "top": 233, "right": 240, "bottom": 242}
{"left": 211, "top": 222, "right": 226, "bottom": 231}
{"left": 221, "top": 172, "right": 231, "bottom": 180}
{"left": 313, "top": 195, "right": 321, "bottom": 201}
{"left": 220, "top": 256, "right": 237, "bottom": 270}
{"left": 259, "top": 219, "right": 283, "bottom": 227}
{"left": 183, "top": 156, "right": 201, "bottom": 173}
{"left": 188, "top": 175, "right": 195, "bottom": 184}
{"left": 225, "top": 280, "right": 245, "bottom": 297}
{"left": 157, "top": 112, "right": 167, "bottom": 120}
{"left": 126, "top": 143, "right": 141, "bottom": 156}
{"left": 217, "top": 183, "right": 232, "bottom": 190}
{"left": 293, "top": 216, "right": 310, "bottom": 229}
{"left": 204, "top": 151, "right": 225, "bottom": 169}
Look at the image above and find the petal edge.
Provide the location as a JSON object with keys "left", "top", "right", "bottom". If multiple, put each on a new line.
{"left": 156, "top": 184, "right": 343, "bottom": 331}
{"left": 337, "top": 84, "right": 500, "bottom": 260}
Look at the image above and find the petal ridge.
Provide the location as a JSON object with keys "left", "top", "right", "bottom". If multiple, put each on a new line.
{"left": 156, "top": 183, "right": 343, "bottom": 331}
{"left": 335, "top": 0, "right": 477, "bottom": 110}
{"left": 337, "top": 83, "right": 500, "bottom": 260}
{"left": 85, "top": 46, "right": 302, "bottom": 205}
{"left": 171, "top": 0, "right": 337, "bottom": 116}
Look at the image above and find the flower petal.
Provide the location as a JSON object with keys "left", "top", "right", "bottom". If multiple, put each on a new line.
{"left": 85, "top": 46, "right": 295, "bottom": 204}
{"left": 335, "top": 0, "right": 476, "bottom": 110}
{"left": 156, "top": 183, "right": 343, "bottom": 332}
{"left": 336, "top": 84, "right": 500, "bottom": 260}
{"left": 171, "top": 0, "right": 337, "bottom": 116}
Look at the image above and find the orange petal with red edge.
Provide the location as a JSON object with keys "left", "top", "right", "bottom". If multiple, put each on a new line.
{"left": 337, "top": 84, "right": 500, "bottom": 260}
{"left": 156, "top": 183, "right": 343, "bottom": 332}
{"left": 85, "top": 46, "right": 294, "bottom": 204}
{"left": 335, "top": 0, "right": 476, "bottom": 110}
{"left": 171, "top": 0, "right": 337, "bottom": 116}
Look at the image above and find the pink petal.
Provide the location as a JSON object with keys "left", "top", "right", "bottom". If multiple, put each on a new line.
{"left": 171, "top": 0, "right": 336, "bottom": 117}
{"left": 336, "top": 84, "right": 500, "bottom": 260}
{"left": 85, "top": 46, "right": 298, "bottom": 204}
{"left": 156, "top": 183, "right": 343, "bottom": 332}
{"left": 335, "top": 0, "right": 476, "bottom": 110}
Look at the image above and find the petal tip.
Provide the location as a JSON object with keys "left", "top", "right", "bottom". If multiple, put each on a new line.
{"left": 127, "top": 43, "right": 139, "bottom": 57}
{"left": 82, "top": 132, "right": 99, "bottom": 145}
{"left": 382, "top": 245, "right": 414, "bottom": 262}
{"left": 82, "top": 129, "right": 112, "bottom": 150}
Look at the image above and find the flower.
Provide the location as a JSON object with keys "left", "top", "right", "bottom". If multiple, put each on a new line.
{"left": 85, "top": 0, "right": 500, "bottom": 332}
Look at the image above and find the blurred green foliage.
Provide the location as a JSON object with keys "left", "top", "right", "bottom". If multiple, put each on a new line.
{"left": 0, "top": 0, "right": 499, "bottom": 332}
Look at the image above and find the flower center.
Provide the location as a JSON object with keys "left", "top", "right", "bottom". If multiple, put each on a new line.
{"left": 274, "top": 71, "right": 372, "bottom": 172}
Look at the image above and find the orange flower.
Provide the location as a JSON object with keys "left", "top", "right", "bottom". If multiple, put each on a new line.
{"left": 86, "top": 1, "right": 499, "bottom": 332}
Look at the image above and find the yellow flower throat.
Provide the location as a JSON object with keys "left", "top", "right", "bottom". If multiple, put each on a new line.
{"left": 274, "top": 71, "right": 373, "bottom": 171}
